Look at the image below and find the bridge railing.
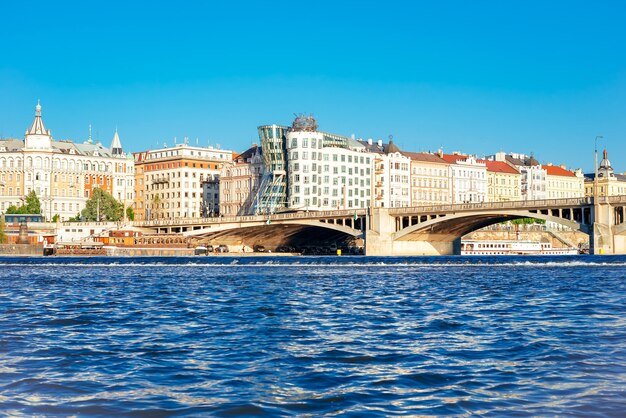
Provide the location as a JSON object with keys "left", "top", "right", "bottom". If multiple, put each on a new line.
{"left": 133, "top": 208, "right": 369, "bottom": 228}
{"left": 388, "top": 197, "right": 592, "bottom": 216}
{"left": 131, "top": 196, "right": 626, "bottom": 228}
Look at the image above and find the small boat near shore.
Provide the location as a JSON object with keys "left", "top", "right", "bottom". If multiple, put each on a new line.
{"left": 461, "top": 239, "right": 579, "bottom": 256}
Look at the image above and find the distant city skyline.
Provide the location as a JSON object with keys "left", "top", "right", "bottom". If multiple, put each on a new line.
{"left": 1, "top": 0, "right": 625, "bottom": 172}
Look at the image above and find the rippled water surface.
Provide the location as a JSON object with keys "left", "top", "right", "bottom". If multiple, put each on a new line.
{"left": 1, "top": 256, "right": 625, "bottom": 416}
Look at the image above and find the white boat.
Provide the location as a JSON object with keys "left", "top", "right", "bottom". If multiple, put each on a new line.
{"left": 460, "top": 239, "right": 579, "bottom": 256}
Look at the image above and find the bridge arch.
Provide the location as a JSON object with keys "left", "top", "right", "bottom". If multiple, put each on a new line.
{"left": 393, "top": 210, "right": 589, "bottom": 241}
{"left": 182, "top": 219, "right": 363, "bottom": 239}
{"left": 173, "top": 218, "right": 365, "bottom": 249}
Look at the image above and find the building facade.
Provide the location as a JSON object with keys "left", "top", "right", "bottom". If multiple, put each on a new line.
{"left": 359, "top": 139, "right": 411, "bottom": 208}
{"left": 256, "top": 124, "right": 289, "bottom": 214}
{"left": 442, "top": 153, "right": 487, "bottom": 203}
{"left": 543, "top": 164, "right": 584, "bottom": 199}
{"left": 133, "top": 143, "right": 232, "bottom": 220}
{"left": 403, "top": 151, "right": 451, "bottom": 206}
{"left": 219, "top": 144, "right": 264, "bottom": 216}
{"left": 482, "top": 160, "right": 521, "bottom": 202}
{"left": 0, "top": 102, "right": 134, "bottom": 220}
{"left": 492, "top": 152, "right": 547, "bottom": 201}
{"left": 285, "top": 116, "right": 373, "bottom": 211}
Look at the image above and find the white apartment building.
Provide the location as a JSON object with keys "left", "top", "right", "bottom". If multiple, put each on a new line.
{"left": 360, "top": 139, "right": 411, "bottom": 208}
{"left": 133, "top": 142, "right": 232, "bottom": 220}
{"left": 442, "top": 153, "right": 487, "bottom": 203}
{"left": 0, "top": 102, "right": 134, "bottom": 220}
{"left": 286, "top": 118, "right": 373, "bottom": 211}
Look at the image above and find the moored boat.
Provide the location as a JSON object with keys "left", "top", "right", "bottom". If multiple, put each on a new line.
{"left": 461, "top": 239, "right": 579, "bottom": 255}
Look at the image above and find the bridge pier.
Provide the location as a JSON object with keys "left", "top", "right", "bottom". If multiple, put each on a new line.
{"left": 591, "top": 201, "right": 626, "bottom": 255}
{"left": 365, "top": 208, "right": 455, "bottom": 256}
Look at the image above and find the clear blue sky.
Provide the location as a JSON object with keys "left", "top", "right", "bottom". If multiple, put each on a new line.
{"left": 1, "top": 0, "right": 625, "bottom": 172}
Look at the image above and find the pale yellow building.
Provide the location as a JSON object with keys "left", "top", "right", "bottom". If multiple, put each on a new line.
{"left": 403, "top": 151, "right": 450, "bottom": 205}
{"left": 0, "top": 102, "right": 134, "bottom": 220}
{"left": 482, "top": 160, "right": 522, "bottom": 202}
{"left": 543, "top": 164, "right": 585, "bottom": 199}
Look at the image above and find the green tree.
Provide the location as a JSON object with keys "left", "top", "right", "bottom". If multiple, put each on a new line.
{"left": 24, "top": 191, "right": 42, "bottom": 214}
{"left": 126, "top": 206, "right": 135, "bottom": 221}
{"left": 81, "top": 188, "right": 124, "bottom": 221}
{"left": 6, "top": 191, "right": 42, "bottom": 214}
{"left": 52, "top": 214, "right": 60, "bottom": 223}
{"left": 68, "top": 213, "right": 82, "bottom": 222}
{"left": 511, "top": 217, "right": 546, "bottom": 225}
{"left": 0, "top": 216, "right": 7, "bottom": 244}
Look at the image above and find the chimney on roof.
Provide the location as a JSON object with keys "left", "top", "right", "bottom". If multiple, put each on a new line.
{"left": 367, "top": 138, "right": 373, "bottom": 145}
{"left": 560, "top": 164, "right": 566, "bottom": 169}
{"left": 437, "top": 149, "right": 443, "bottom": 158}
{"left": 547, "top": 162, "right": 553, "bottom": 166}
{"left": 377, "top": 139, "right": 383, "bottom": 147}
{"left": 495, "top": 152, "right": 506, "bottom": 162}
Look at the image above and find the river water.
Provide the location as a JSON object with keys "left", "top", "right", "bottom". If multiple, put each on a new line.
{"left": 0, "top": 256, "right": 625, "bottom": 416}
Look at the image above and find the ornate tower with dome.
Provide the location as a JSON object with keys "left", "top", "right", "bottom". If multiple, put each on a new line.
{"left": 24, "top": 101, "right": 52, "bottom": 150}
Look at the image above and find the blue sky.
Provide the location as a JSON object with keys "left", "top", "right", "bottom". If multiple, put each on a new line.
{"left": 1, "top": 0, "right": 625, "bottom": 172}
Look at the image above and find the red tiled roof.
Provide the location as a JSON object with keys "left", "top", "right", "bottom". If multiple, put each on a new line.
{"left": 401, "top": 152, "right": 448, "bottom": 164}
{"left": 542, "top": 164, "right": 576, "bottom": 177}
{"left": 480, "top": 160, "right": 519, "bottom": 174}
{"left": 441, "top": 154, "right": 469, "bottom": 163}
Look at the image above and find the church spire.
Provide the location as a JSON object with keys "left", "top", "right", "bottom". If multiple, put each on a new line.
{"left": 110, "top": 127, "right": 123, "bottom": 156}
{"left": 26, "top": 100, "right": 50, "bottom": 136}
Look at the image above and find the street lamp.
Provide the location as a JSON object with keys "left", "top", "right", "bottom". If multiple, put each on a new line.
{"left": 594, "top": 135, "right": 603, "bottom": 202}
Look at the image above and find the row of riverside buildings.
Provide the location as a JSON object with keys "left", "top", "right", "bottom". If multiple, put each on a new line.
{"left": 1, "top": 105, "right": 625, "bottom": 222}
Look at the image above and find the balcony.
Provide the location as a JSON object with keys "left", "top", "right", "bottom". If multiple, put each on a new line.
{"left": 153, "top": 176, "right": 169, "bottom": 184}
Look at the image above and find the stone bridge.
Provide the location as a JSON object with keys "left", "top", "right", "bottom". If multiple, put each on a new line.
{"left": 133, "top": 196, "right": 626, "bottom": 255}
{"left": 133, "top": 209, "right": 368, "bottom": 250}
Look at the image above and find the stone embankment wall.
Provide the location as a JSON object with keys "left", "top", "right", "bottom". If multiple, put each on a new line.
{"left": 0, "top": 244, "right": 43, "bottom": 256}
{"left": 105, "top": 247, "right": 194, "bottom": 257}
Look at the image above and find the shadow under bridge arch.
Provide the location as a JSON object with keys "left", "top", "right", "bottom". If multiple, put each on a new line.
{"left": 182, "top": 219, "right": 364, "bottom": 246}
